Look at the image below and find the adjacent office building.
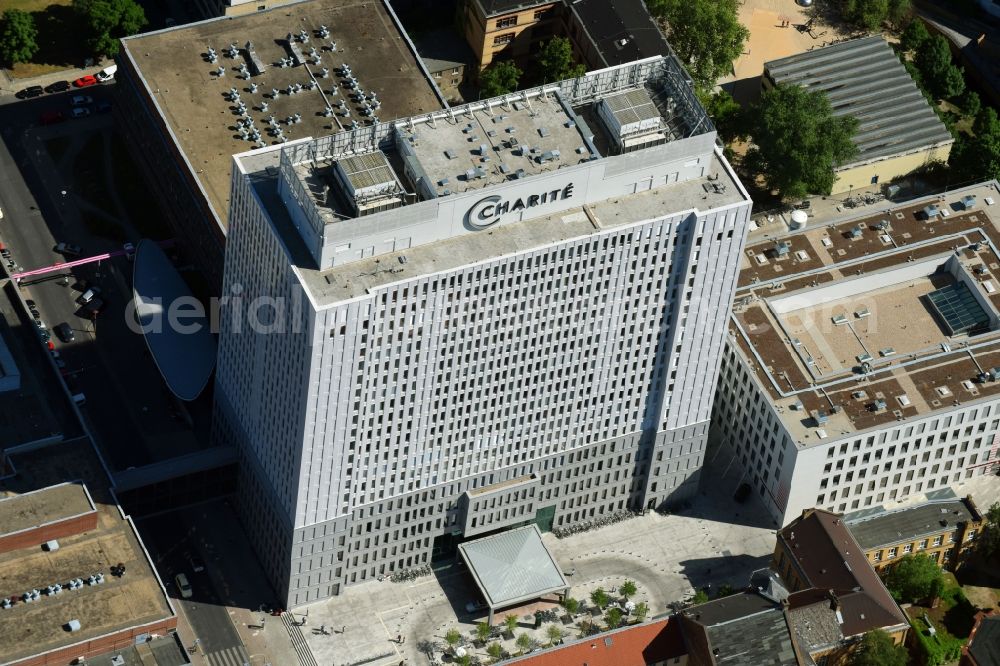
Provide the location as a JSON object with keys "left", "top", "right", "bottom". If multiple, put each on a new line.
{"left": 115, "top": 0, "right": 445, "bottom": 291}
{"left": 214, "top": 56, "right": 752, "bottom": 606}
{"left": 712, "top": 181, "right": 1000, "bottom": 527}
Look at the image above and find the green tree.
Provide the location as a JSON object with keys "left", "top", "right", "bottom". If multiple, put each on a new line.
{"left": 605, "top": 607, "right": 623, "bottom": 629}
{"left": 634, "top": 602, "right": 649, "bottom": 622}
{"left": 745, "top": 84, "right": 859, "bottom": 198}
{"left": 900, "top": 18, "right": 930, "bottom": 53}
{"left": 648, "top": 0, "right": 748, "bottom": 89}
{"left": 698, "top": 88, "right": 745, "bottom": 144}
{"left": 487, "top": 642, "right": 503, "bottom": 660}
{"left": 620, "top": 580, "right": 638, "bottom": 600}
{"left": 977, "top": 501, "right": 1000, "bottom": 561}
{"left": 456, "top": 655, "right": 473, "bottom": 666}
{"left": 0, "top": 9, "right": 38, "bottom": 66}
{"left": 692, "top": 589, "right": 710, "bottom": 604}
{"left": 561, "top": 597, "right": 580, "bottom": 615}
{"left": 915, "top": 35, "right": 965, "bottom": 100}
{"left": 848, "top": 629, "right": 908, "bottom": 666}
{"left": 883, "top": 553, "right": 945, "bottom": 603}
{"left": 503, "top": 613, "right": 519, "bottom": 636}
{"left": 515, "top": 632, "right": 533, "bottom": 653}
{"left": 479, "top": 60, "right": 521, "bottom": 98}
{"left": 546, "top": 624, "right": 563, "bottom": 645}
{"left": 475, "top": 621, "right": 491, "bottom": 643}
{"left": 841, "top": 0, "right": 911, "bottom": 31}
{"left": 536, "top": 36, "right": 584, "bottom": 83}
{"left": 444, "top": 628, "right": 462, "bottom": 651}
{"left": 715, "top": 584, "right": 736, "bottom": 599}
{"left": 962, "top": 90, "right": 982, "bottom": 119}
{"left": 73, "top": 0, "right": 147, "bottom": 57}
{"left": 590, "top": 587, "right": 609, "bottom": 610}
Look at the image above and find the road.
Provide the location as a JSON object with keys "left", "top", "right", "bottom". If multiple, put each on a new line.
{"left": 0, "top": 81, "right": 211, "bottom": 470}
{"left": 138, "top": 510, "right": 252, "bottom": 666}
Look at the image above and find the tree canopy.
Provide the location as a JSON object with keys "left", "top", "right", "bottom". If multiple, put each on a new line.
{"left": 883, "top": 553, "right": 945, "bottom": 603}
{"left": 699, "top": 89, "right": 745, "bottom": 144}
{"left": 0, "top": 9, "right": 38, "bottom": 66}
{"left": 915, "top": 34, "right": 965, "bottom": 100}
{"left": 949, "top": 107, "right": 1000, "bottom": 184}
{"left": 848, "top": 629, "right": 908, "bottom": 666}
{"left": 976, "top": 501, "right": 1000, "bottom": 561}
{"left": 479, "top": 60, "right": 521, "bottom": 98}
{"left": 73, "top": 0, "right": 146, "bottom": 57}
{"left": 648, "top": 0, "right": 748, "bottom": 89}
{"left": 899, "top": 18, "right": 930, "bottom": 54}
{"left": 841, "top": 0, "right": 911, "bottom": 31}
{"left": 744, "top": 84, "right": 859, "bottom": 199}
{"left": 536, "top": 37, "right": 584, "bottom": 83}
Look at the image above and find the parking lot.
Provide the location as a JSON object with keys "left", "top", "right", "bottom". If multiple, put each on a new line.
{"left": 0, "top": 78, "right": 214, "bottom": 470}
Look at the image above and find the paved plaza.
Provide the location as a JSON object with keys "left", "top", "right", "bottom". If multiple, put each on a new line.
{"left": 297, "top": 455, "right": 777, "bottom": 666}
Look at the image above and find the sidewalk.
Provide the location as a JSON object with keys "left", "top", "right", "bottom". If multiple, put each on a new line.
{"left": 184, "top": 501, "right": 302, "bottom": 666}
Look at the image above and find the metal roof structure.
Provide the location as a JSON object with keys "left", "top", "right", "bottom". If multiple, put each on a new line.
{"left": 927, "top": 281, "right": 991, "bottom": 336}
{"left": 132, "top": 240, "right": 217, "bottom": 401}
{"left": 843, "top": 492, "right": 980, "bottom": 550}
{"left": 458, "top": 524, "right": 567, "bottom": 610}
{"left": 764, "top": 36, "right": 954, "bottom": 169}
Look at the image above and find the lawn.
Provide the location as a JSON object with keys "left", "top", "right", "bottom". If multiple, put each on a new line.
{"left": 905, "top": 575, "right": 977, "bottom": 666}
{"left": 0, "top": 0, "right": 89, "bottom": 78}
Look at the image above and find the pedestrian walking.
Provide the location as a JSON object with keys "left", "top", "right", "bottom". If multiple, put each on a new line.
{"left": 397, "top": 634, "right": 402, "bottom": 643}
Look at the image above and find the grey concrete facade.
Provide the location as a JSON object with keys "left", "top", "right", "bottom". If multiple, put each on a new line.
{"left": 214, "top": 58, "right": 753, "bottom": 607}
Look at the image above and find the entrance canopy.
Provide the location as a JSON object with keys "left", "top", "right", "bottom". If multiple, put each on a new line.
{"left": 458, "top": 525, "right": 568, "bottom": 619}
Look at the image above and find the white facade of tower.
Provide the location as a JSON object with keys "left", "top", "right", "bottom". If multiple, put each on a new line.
{"left": 215, "top": 58, "right": 753, "bottom": 606}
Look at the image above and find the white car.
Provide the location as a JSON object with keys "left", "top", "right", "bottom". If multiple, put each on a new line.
{"left": 71, "top": 95, "right": 93, "bottom": 106}
{"left": 71, "top": 107, "right": 91, "bottom": 119}
{"left": 174, "top": 573, "right": 193, "bottom": 599}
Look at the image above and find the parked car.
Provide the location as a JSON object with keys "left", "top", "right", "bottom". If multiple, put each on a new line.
{"left": 44, "top": 81, "right": 70, "bottom": 93}
{"left": 174, "top": 573, "right": 193, "bottom": 599}
{"left": 96, "top": 64, "right": 117, "bottom": 81}
{"left": 39, "top": 111, "right": 65, "bottom": 125}
{"left": 71, "top": 107, "right": 91, "bottom": 119}
{"left": 70, "top": 95, "right": 93, "bottom": 106}
{"left": 77, "top": 287, "right": 101, "bottom": 304}
{"left": 123, "top": 242, "right": 136, "bottom": 260}
{"left": 188, "top": 554, "right": 206, "bottom": 573}
{"left": 73, "top": 75, "right": 98, "bottom": 88}
{"left": 54, "top": 242, "right": 82, "bottom": 257}
{"left": 54, "top": 323, "right": 75, "bottom": 343}
{"left": 16, "top": 85, "right": 44, "bottom": 99}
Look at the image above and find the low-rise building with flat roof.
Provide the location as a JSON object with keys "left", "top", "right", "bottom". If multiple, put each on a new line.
{"left": 115, "top": 0, "right": 445, "bottom": 291}
{"left": 712, "top": 181, "right": 1000, "bottom": 526}
{"left": 0, "top": 439, "right": 176, "bottom": 666}
{"left": 844, "top": 490, "right": 984, "bottom": 572}
{"left": 764, "top": 36, "right": 954, "bottom": 195}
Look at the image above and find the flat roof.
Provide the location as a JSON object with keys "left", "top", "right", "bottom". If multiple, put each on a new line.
{"left": 458, "top": 524, "right": 567, "bottom": 608}
{"left": 569, "top": 0, "right": 672, "bottom": 67}
{"left": 764, "top": 36, "right": 954, "bottom": 168}
{"left": 844, "top": 494, "right": 979, "bottom": 550}
{"left": 241, "top": 146, "right": 745, "bottom": 306}
{"left": 0, "top": 439, "right": 174, "bottom": 664}
{"left": 121, "top": 0, "right": 443, "bottom": 231}
{"left": 730, "top": 181, "right": 1000, "bottom": 444}
{"left": 402, "top": 95, "right": 590, "bottom": 196}
{"left": 0, "top": 483, "right": 93, "bottom": 537}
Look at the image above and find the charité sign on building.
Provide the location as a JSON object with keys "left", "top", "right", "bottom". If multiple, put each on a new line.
{"left": 467, "top": 183, "right": 576, "bottom": 228}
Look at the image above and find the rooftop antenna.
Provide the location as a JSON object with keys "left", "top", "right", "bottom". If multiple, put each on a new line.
{"left": 248, "top": 82, "right": 258, "bottom": 93}
{"left": 327, "top": 41, "right": 338, "bottom": 52}
{"left": 270, "top": 88, "right": 280, "bottom": 98}
{"left": 259, "top": 100, "right": 269, "bottom": 112}
{"left": 320, "top": 67, "right": 329, "bottom": 78}
{"left": 215, "top": 66, "right": 226, "bottom": 77}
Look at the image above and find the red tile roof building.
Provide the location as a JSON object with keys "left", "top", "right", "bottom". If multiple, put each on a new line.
{"left": 507, "top": 618, "right": 687, "bottom": 666}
